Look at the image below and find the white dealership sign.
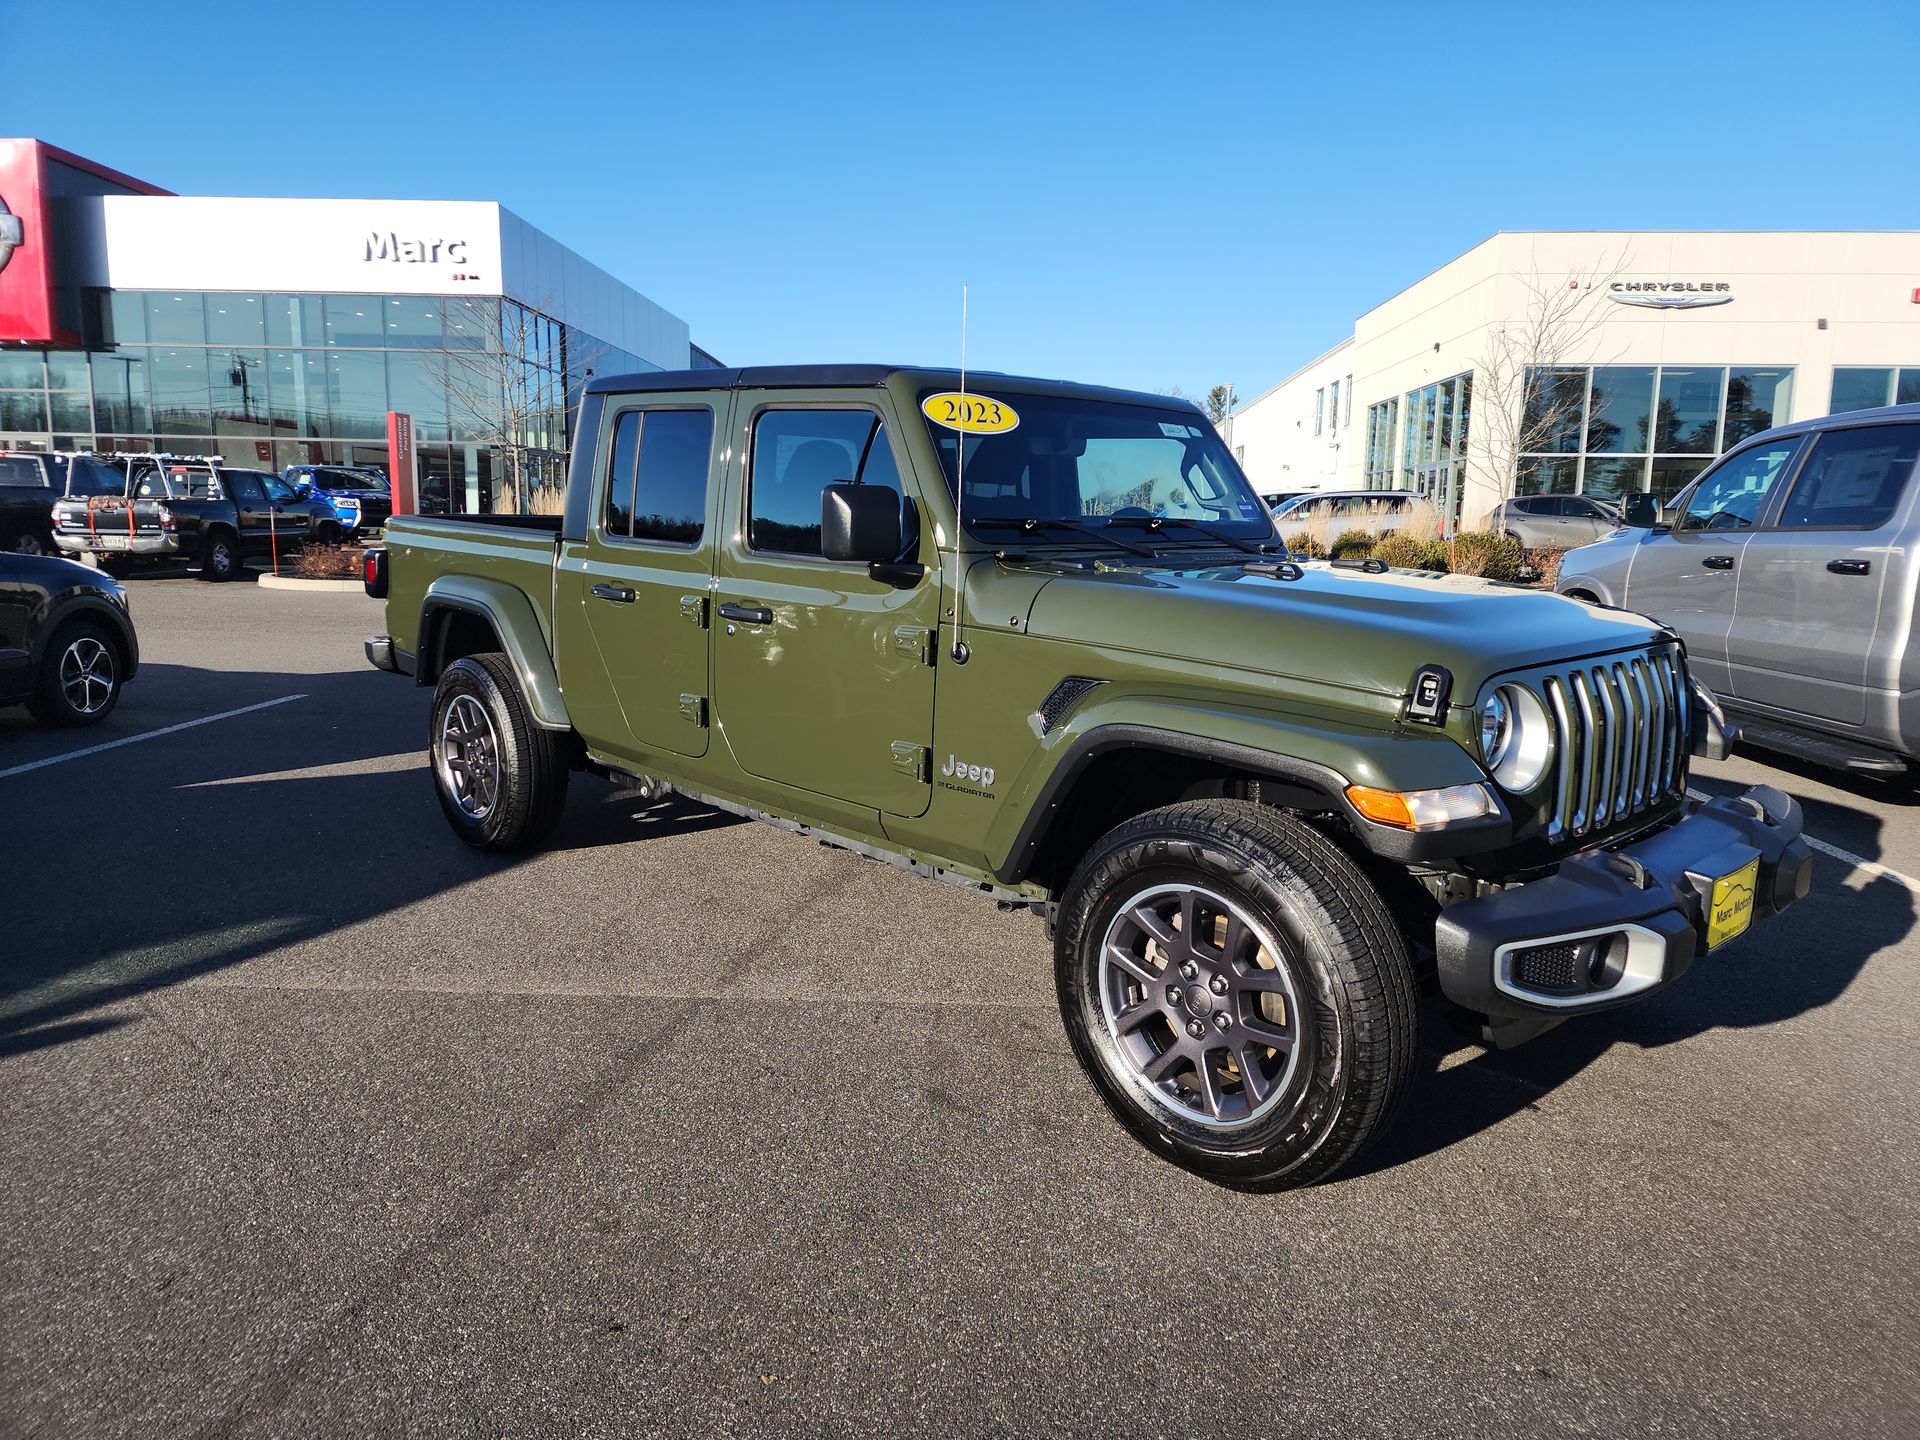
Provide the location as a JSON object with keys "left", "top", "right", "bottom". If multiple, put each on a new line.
{"left": 88, "top": 196, "right": 505, "bottom": 295}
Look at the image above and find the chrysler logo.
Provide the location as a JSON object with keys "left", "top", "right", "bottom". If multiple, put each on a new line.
{"left": 0, "top": 194, "right": 22, "bottom": 275}
{"left": 1608, "top": 280, "right": 1732, "bottom": 310}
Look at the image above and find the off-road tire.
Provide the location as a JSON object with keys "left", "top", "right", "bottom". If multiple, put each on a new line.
{"left": 28, "top": 619, "right": 124, "bottom": 728}
{"left": 1055, "top": 799, "right": 1418, "bottom": 1189}
{"left": 200, "top": 529, "right": 242, "bottom": 581}
{"left": 314, "top": 521, "right": 344, "bottom": 547}
{"left": 429, "top": 652, "right": 569, "bottom": 852}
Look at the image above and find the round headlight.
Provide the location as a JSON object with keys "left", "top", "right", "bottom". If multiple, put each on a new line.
{"left": 1483, "top": 684, "right": 1553, "bottom": 791}
{"left": 1479, "top": 691, "right": 1511, "bottom": 769}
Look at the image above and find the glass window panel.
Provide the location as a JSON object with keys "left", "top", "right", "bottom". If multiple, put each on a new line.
{"left": 1584, "top": 366, "right": 1654, "bottom": 453}
{"left": 0, "top": 392, "right": 48, "bottom": 430}
{"left": 205, "top": 293, "right": 266, "bottom": 345}
{"left": 211, "top": 350, "right": 268, "bottom": 436}
{"left": 1454, "top": 373, "right": 1471, "bottom": 455}
{"left": 323, "top": 295, "right": 387, "bottom": 348}
{"left": 1580, "top": 456, "right": 1647, "bottom": 502}
{"left": 602, "top": 410, "right": 639, "bottom": 535}
{"left": 0, "top": 350, "right": 45, "bottom": 388}
{"left": 443, "top": 298, "right": 496, "bottom": 351}
{"left": 50, "top": 392, "right": 92, "bottom": 433}
{"left": 269, "top": 350, "right": 329, "bottom": 438}
{"left": 265, "top": 295, "right": 325, "bottom": 348}
{"left": 326, "top": 351, "right": 388, "bottom": 439}
{"left": 1516, "top": 456, "right": 1578, "bottom": 495}
{"left": 750, "top": 409, "right": 877, "bottom": 555}
{"left": 1522, "top": 367, "right": 1587, "bottom": 454}
{"left": 1829, "top": 367, "right": 1893, "bottom": 416}
{"left": 148, "top": 349, "right": 212, "bottom": 435}
{"left": 46, "top": 352, "right": 89, "bottom": 391}
{"left": 146, "top": 293, "right": 206, "bottom": 345}
{"left": 386, "top": 352, "right": 449, "bottom": 441}
{"left": 1435, "top": 382, "right": 1452, "bottom": 460}
{"left": 1776, "top": 423, "right": 1920, "bottom": 530}
{"left": 1676, "top": 441, "right": 1800, "bottom": 530}
{"left": 91, "top": 353, "right": 149, "bottom": 433}
{"left": 107, "top": 290, "right": 147, "bottom": 345}
{"left": 1724, "top": 368, "right": 1793, "bottom": 446}
{"left": 630, "top": 408, "right": 715, "bottom": 544}
{"left": 1649, "top": 457, "right": 1711, "bottom": 506}
{"left": 1897, "top": 368, "right": 1920, "bottom": 406}
{"left": 383, "top": 296, "right": 445, "bottom": 348}
{"left": 1653, "top": 367, "right": 1725, "bottom": 453}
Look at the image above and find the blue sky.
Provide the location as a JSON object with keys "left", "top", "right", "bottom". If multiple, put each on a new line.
{"left": 8, "top": 0, "right": 1918, "bottom": 399}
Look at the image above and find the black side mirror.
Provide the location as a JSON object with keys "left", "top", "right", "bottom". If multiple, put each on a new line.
{"left": 821, "top": 482, "right": 903, "bottom": 564}
{"left": 1623, "top": 492, "right": 1661, "bottom": 528}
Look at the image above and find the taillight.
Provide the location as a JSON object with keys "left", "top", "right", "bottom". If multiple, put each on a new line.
{"left": 157, "top": 504, "right": 176, "bottom": 532}
{"left": 363, "top": 548, "right": 389, "bottom": 598}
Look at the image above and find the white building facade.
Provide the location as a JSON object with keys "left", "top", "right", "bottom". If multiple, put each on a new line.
{"left": 1232, "top": 231, "right": 1920, "bottom": 528}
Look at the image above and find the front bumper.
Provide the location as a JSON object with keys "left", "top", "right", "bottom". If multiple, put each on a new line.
{"left": 1435, "top": 784, "right": 1812, "bottom": 1046}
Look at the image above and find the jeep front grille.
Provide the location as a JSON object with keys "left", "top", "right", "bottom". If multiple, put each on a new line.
{"left": 1539, "top": 648, "right": 1689, "bottom": 842}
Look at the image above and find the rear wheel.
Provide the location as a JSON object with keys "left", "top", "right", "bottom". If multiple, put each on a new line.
{"left": 200, "top": 530, "right": 241, "bottom": 581}
{"left": 314, "top": 520, "right": 343, "bottom": 547}
{"left": 429, "top": 652, "right": 570, "bottom": 851}
{"left": 1055, "top": 799, "right": 1417, "bottom": 1189}
{"left": 8, "top": 530, "right": 49, "bottom": 557}
{"left": 29, "top": 620, "right": 124, "bottom": 727}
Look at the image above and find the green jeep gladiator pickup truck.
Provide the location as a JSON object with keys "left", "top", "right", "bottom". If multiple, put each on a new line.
{"left": 364, "top": 365, "right": 1812, "bottom": 1188}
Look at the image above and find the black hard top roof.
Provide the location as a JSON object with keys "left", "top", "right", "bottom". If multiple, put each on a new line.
{"left": 583, "top": 364, "right": 1201, "bottom": 413}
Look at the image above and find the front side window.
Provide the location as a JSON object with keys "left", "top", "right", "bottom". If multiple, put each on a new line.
{"left": 925, "top": 392, "right": 1271, "bottom": 540}
{"left": 1677, "top": 439, "right": 1802, "bottom": 531}
{"left": 751, "top": 409, "right": 901, "bottom": 556}
{"left": 1774, "top": 424, "right": 1920, "bottom": 530}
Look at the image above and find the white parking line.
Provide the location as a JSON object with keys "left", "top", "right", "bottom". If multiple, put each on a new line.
{"left": 0, "top": 694, "right": 308, "bottom": 780}
{"left": 1689, "top": 787, "right": 1920, "bottom": 896}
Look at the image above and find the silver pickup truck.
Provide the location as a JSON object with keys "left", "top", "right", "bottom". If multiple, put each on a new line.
{"left": 1557, "top": 403, "right": 1920, "bottom": 777}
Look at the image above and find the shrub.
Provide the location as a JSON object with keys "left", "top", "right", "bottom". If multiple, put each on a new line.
{"left": 1420, "top": 538, "right": 1452, "bottom": 572}
{"left": 1372, "top": 532, "right": 1433, "bottom": 570}
{"left": 296, "top": 542, "right": 362, "bottom": 579}
{"left": 1524, "top": 547, "right": 1566, "bottom": 587}
{"left": 1328, "top": 528, "right": 1375, "bottom": 560}
{"left": 1448, "top": 530, "right": 1524, "bottom": 581}
{"left": 1284, "top": 531, "right": 1327, "bottom": 559}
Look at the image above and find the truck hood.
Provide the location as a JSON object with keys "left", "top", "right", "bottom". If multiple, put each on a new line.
{"left": 1019, "top": 558, "right": 1666, "bottom": 699}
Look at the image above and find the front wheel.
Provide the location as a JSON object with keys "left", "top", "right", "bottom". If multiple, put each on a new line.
{"left": 29, "top": 621, "right": 124, "bottom": 727}
{"left": 1055, "top": 799, "right": 1417, "bottom": 1189}
{"left": 429, "top": 652, "right": 570, "bottom": 851}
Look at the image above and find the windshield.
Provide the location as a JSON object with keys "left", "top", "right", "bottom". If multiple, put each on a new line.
{"left": 923, "top": 392, "right": 1275, "bottom": 541}
{"left": 325, "top": 468, "right": 389, "bottom": 492}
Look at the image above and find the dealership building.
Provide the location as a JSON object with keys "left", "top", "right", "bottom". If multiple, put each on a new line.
{"left": 0, "top": 138, "right": 710, "bottom": 512}
{"left": 1230, "top": 231, "right": 1920, "bottom": 528}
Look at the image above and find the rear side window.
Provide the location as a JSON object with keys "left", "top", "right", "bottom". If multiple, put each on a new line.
{"left": 1774, "top": 424, "right": 1920, "bottom": 531}
{"left": 750, "top": 409, "right": 902, "bottom": 556}
{"left": 227, "top": 471, "right": 267, "bottom": 504}
{"left": 1678, "top": 440, "right": 1801, "bottom": 531}
{"left": 0, "top": 456, "right": 45, "bottom": 488}
{"left": 602, "top": 407, "right": 714, "bottom": 545}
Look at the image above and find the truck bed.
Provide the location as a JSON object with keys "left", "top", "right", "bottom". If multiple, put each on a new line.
{"left": 382, "top": 513, "right": 563, "bottom": 663}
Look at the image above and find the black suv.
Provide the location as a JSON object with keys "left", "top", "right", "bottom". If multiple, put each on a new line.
{"left": 0, "top": 452, "right": 129, "bottom": 556}
{"left": 0, "top": 550, "right": 138, "bottom": 725}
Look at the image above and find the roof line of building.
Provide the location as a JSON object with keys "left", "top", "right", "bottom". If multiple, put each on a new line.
{"left": 1239, "top": 335, "right": 1356, "bottom": 411}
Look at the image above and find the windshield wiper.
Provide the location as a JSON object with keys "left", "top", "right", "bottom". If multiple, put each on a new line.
{"left": 968, "top": 515, "right": 1164, "bottom": 559}
{"left": 1105, "top": 513, "right": 1278, "bottom": 557}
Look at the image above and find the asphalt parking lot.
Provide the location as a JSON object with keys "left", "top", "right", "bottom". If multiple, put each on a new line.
{"left": 3, "top": 574, "right": 1916, "bottom": 1438}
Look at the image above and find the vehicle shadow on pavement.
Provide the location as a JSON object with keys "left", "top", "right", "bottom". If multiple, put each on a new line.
{"left": 1355, "top": 815, "right": 1915, "bottom": 1178}
{"left": 0, "top": 664, "right": 734, "bottom": 1058}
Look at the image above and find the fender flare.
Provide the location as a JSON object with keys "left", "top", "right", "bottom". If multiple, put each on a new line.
{"left": 30, "top": 594, "right": 139, "bottom": 676}
{"left": 418, "top": 576, "right": 571, "bottom": 731}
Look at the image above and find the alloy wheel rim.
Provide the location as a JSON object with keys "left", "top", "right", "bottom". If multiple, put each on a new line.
{"left": 437, "top": 694, "right": 501, "bottom": 819}
{"left": 59, "top": 637, "right": 115, "bottom": 714}
{"left": 1098, "top": 883, "right": 1303, "bottom": 1130}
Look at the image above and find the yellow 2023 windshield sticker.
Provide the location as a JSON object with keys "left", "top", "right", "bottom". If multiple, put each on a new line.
{"left": 921, "top": 392, "right": 1019, "bottom": 434}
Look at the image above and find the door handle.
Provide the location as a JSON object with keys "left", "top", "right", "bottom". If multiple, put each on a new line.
{"left": 716, "top": 602, "right": 773, "bottom": 625}
{"left": 591, "top": 582, "right": 635, "bottom": 603}
{"left": 1701, "top": 555, "right": 1736, "bottom": 570}
{"left": 1826, "top": 558, "right": 1872, "bottom": 576}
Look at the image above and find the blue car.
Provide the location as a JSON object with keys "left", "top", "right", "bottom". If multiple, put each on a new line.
{"left": 284, "top": 465, "right": 392, "bottom": 534}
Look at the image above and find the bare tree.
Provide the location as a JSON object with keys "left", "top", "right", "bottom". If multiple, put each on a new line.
{"left": 1468, "top": 248, "right": 1629, "bottom": 504}
{"left": 437, "top": 298, "right": 605, "bottom": 514}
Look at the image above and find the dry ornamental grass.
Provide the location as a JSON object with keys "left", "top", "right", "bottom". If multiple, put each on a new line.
{"left": 295, "top": 543, "right": 363, "bottom": 579}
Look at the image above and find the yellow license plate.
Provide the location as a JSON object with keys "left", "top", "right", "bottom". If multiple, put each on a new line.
{"left": 1707, "top": 857, "right": 1760, "bottom": 949}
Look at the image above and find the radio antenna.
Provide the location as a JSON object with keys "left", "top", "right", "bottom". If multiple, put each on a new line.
{"left": 949, "top": 282, "right": 971, "bottom": 664}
